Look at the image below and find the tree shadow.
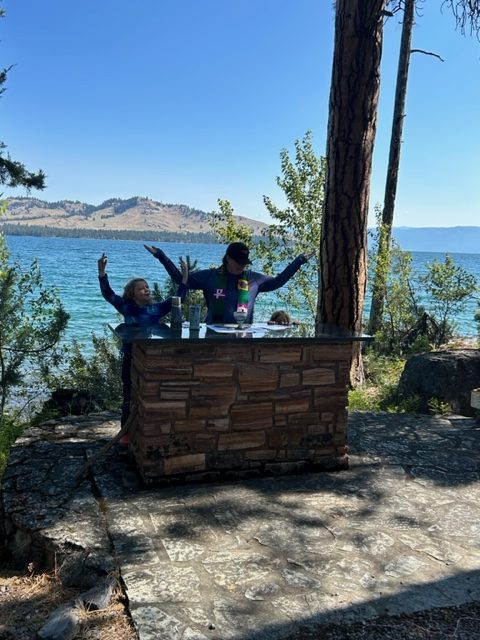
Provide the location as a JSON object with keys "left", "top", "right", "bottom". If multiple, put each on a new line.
{"left": 2, "top": 410, "right": 480, "bottom": 639}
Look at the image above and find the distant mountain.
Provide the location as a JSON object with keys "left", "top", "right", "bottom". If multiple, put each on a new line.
{"left": 2, "top": 196, "right": 268, "bottom": 237}
{"left": 2, "top": 197, "right": 479, "bottom": 254}
{"left": 391, "top": 226, "right": 480, "bottom": 254}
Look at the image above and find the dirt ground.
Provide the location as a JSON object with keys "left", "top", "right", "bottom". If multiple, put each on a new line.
{"left": 2, "top": 563, "right": 480, "bottom": 640}
{"left": 0, "top": 564, "right": 136, "bottom": 640}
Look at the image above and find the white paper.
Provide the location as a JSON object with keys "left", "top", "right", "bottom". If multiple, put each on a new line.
{"left": 206, "top": 322, "right": 289, "bottom": 334}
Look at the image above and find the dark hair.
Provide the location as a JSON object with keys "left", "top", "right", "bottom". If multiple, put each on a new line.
{"left": 123, "top": 278, "right": 148, "bottom": 301}
{"left": 270, "top": 310, "right": 291, "bottom": 325}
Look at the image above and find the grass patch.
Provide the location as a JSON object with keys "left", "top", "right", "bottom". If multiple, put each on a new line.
{"left": 348, "top": 354, "right": 421, "bottom": 413}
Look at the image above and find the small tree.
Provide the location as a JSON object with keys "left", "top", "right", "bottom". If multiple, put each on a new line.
{"left": 210, "top": 199, "right": 253, "bottom": 246}
{"left": 0, "top": 234, "right": 69, "bottom": 418}
{"left": 373, "top": 242, "right": 423, "bottom": 354}
{"left": 158, "top": 254, "right": 208, "bottom": 320}
{"left": 0, "top": 5, "right": 45, "bottom": 193}
{"left": 211, "top": 133, "right": 325, "bottom": 320}
{"left": 41, "top": 331, "right": 122, "bottom": 419}
{"left": 368, "top": 235, "right": 478, "bottom": 354}
{"left": 260, "top": 132, "right": 324, "bottom": 317}
{"left": 420, "top": 255, "right": 478, "bottom": 346}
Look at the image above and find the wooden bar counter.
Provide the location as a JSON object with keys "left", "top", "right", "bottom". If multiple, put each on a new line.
{"left": 110, "top": 322, "right": 371, "bottom": 484}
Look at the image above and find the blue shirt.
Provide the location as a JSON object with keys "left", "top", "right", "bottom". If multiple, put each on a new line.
{"left": 99, "top": 275, "right": 187, "bottom": 350}
{"left": 152, "top": 248, "right": 308, "bottom": 323}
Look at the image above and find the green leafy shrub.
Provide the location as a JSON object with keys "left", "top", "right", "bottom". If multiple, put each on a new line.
{"left": 0, "top": 415, "right": 25, "bottom": 480}
{"left": 427, "top": 397, "right": 451, "bottom": 415}
{"left": 39, "top": 331, "right": 123, "bottom": 422}
{"left": 349, "top": 354, "right": 422, "bottom": 413}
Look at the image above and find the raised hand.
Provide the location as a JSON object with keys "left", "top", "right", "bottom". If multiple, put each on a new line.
{"left": 97, "top": 253, "right": 107, "bottom": 276}
{"left": 144, "top": 244, "right": 158, "bottom": 255}
{"left": 180, "top": 257, "right": 188, "bottom": 284}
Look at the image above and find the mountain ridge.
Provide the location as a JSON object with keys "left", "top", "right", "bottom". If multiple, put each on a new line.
{"left": 391, "top": 226, "right": 480, "bottom": 253}
{"left": 2, "top": 196, "right": 268, "bottom": 236}
{"left": 2, "top": 197, "right": 479, "bottom": 253}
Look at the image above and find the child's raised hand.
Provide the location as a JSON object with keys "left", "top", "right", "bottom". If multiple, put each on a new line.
{"left": 98, "top": 253, "right": 107, "bottom": 275}
{"left": 180, "top": 257, "right": 188, "bottom": 284}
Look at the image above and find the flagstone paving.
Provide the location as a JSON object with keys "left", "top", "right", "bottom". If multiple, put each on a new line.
{"left": 2, "top": 411, "right": 480, "bottom": 639}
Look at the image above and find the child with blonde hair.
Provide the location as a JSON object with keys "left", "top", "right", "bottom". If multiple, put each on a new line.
{"left": 97, "top": 252, "right": 188, "bottom": 443}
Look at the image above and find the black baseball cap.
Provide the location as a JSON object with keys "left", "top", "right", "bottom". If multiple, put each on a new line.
{"left": 226, "top": 242, "right": 251, "bottom": 265}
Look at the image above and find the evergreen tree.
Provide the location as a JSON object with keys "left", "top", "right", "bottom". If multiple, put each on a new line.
{"left": 0, "top": 4, "right": 45, "bottom": 193}
{"left": 0, "top": 230, "right": 69, "bottom": 417}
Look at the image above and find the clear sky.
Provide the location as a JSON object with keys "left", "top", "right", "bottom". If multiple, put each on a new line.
{"left": 1, "top": 0, "right": 479, "bottom": 227}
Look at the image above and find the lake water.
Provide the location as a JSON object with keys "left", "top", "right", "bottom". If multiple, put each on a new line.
{"left": 5, "top": 235, "right": 480, "bottom": 348}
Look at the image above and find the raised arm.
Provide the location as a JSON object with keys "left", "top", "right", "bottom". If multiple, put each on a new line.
{"left": 144, "top": 244, "right": 206, "bottom": 290}
{"left": 98, "top": 252, "right": 107, "bottom": 278}
{"left": 258, "top": 253, "right": 312, "bottom": 293}
{"left": 176, "top": 257, "right": 189, "bottom": 300}
{"left": 144, "top": 244, "right": 183, "bottom": 284}
{"left": 97, "top": 253, "right": 125, "bottom": 312}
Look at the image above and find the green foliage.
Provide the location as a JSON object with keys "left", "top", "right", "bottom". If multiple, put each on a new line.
{"left": 0, "top": 414, "right": 24, "bottom": 480}
{"left": 211, "top": 132, "right": 324, "bottom": 320}
{"left": 43, "top": 331, "right": 123, "bottom": 413}
{"left": 259, "top": 132, "right": 324, "bottom": 317}
{"left": 427, "top": 397, "right": 450, "bottom": 415}
{"left": 419, "top": 254, "right": 478, "bottom": 346}
{"left": 367, "top": 205, "right": 392, "bottom": 336}
{"left": 368, "top": 232, "right": 478, "bottom": 355}
{"left": 370, "top": 243, "right": 421, "bottom": 354}
{"left": 157, "top": 255, "right": 208, "bottom": 320}
{"left": 1, "top": 7, "right": 45, "bottom": 192}
{"left": 210, "top": 199, "right": 253, "bottom": 246}
{"left": 348, "top": 353, "right": 421, "bottom": 413}
{"left": 0, "top": 231, "right": 69, "bottom": 417}
{"left": 347, "top": 387, "right": 382, "bottom": 412}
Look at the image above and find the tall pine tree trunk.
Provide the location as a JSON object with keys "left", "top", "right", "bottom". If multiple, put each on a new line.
{"left": 317, "top": 0, "right": 385, "bottom": 380}
{"left": 368, "top": 0, "right": 415, "bottom": 337}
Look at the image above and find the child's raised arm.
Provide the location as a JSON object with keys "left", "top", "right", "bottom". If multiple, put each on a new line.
{"left": 98, "top": 253, "right": 108, "bottom": 277}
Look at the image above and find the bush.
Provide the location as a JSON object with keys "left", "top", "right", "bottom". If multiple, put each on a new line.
{"left": 348, "top": 354, "right": 421, "bottom": 413}
{"left": 0, "top": 415, "right": 25, "bottom": 480}
{"left": 39, "top": 331, "right": 123, "bottom": 422}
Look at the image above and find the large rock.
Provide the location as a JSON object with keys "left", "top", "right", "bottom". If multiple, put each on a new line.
{"left": 0, "top": 413, "right": 119, "bottom": 586}
{"left": 398, "top": 349, "right": 480, "bottom": 416}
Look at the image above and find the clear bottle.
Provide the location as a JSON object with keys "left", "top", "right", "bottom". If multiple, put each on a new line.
{"left": 189, "top": 304, "right": 201, "bottom": 331}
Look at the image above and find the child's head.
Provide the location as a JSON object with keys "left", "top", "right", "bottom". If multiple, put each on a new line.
{"left": 123, "top": 278, "right": 151, "bottom": 305}
{"left": 269, "top": 310, "right": 291, "bottom": 325}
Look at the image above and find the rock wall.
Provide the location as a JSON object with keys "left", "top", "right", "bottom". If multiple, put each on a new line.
{"left": 130, "top": 341, "right": 352, "bottom": 483}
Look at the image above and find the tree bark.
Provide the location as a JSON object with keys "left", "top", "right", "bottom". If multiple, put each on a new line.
{"left": 317, "top": 1, "right": 386, "bottom": 382}
{"left": 368, "top": 0, "right": 415, "bottom": 337}
{"left": 318, "top": 0, "right": 385, "bottom": 335}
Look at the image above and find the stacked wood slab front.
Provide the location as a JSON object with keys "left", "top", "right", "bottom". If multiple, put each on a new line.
{"left": 130, "top": 340, "right": 352, "bottom": 483}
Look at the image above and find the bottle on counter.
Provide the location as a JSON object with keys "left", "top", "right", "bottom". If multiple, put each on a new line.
{"left": 189, "top": 304, "right": 201, "bottom": 331}
{"left": 170, "top": 296, "right": 183, "bottom": 330}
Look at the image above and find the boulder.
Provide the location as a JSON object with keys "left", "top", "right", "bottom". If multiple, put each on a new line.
{"left": 398, "top": 349, "right": 480, "bottom": 416}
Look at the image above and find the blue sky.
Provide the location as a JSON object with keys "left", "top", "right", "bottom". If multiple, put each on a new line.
{"left": 1, "top": 0, "right": 479, "bottom": 227}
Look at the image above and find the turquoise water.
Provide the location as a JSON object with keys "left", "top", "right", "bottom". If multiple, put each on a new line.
{"left": 5, "top": 235, "right": 480, "bottom": 346}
